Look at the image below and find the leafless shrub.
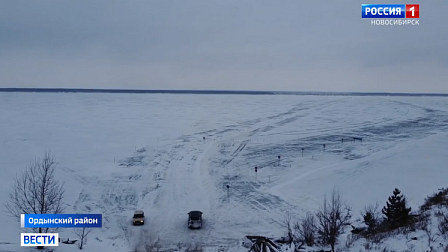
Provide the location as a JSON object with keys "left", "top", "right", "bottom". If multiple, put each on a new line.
{"left": 420, "top": 188, "right": 448, "bottom": 212}
{"left": 316, "top": 188, "right": 352, "bottom": 252}
{"left": 361, "top": 201, "right": 383, "bottom": 234}
{"left": 294, "top": 211, "right": 316, "bottom": 246}
{"left": 345, "top": 234, "right": 360, "bottom": 249}
{"left": 368, "top": 231, "right": 388, "bottom": 244}
{"left": 364, "top": 242, "right": 372, "bottom": 250}
{"left": 281, "top": 210, "right": 294, "bottom": 243}
{"left": 412, "top": 212, "right": 429, "bottom": 231}
{"left": 437, "top": 210, "right": 448, "bottom": 240}
{"left": 423, "top": 219, "right": 439, "bottom": 249}
{"left": 367, "top": 225, "right": 413, "bottom": 244}
{"left": 73, "top": 227, "right": 93, "bottom": 250}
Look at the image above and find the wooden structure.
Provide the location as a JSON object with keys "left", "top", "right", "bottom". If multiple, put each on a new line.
{"left": 246, "top": 236, "right": 279, "bottom": 252}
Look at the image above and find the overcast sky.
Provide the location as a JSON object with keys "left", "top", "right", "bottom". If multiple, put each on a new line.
{"left": 0, "top": 0, "right": 447, "bottom": 93}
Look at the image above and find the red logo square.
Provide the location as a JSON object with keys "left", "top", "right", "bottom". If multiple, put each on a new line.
{"left": 406, "top": 4, "right": 419, "bottom": 18}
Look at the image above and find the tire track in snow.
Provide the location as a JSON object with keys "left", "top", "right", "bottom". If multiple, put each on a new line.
{"left": 199, "top": 101, "right": 350, "bottom": 233}
{"left": 146, "top": 139, "right": 230, "bottom": 248}
{"left": 265, "top": 159, "right": 363, "bottom": 210}
{"left": 220, "top": 140, "right": 249, "bottom": 167}
{"left": 198, "top": 98, "right": 443, "bottom": 237}
{"left": 252, "top": 98, "right": 418, "bottom": 143}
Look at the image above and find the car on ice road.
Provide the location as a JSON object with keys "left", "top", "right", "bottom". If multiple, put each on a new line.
{"left": 132, "top": 210, "right": 145, "bottom": 225}
{"left": 187, "top": 211, "right": 203, "bottom": 229}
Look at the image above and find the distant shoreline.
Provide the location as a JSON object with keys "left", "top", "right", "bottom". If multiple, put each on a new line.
{"left": 0, "top": 88, "right": 447, "bottom": 97}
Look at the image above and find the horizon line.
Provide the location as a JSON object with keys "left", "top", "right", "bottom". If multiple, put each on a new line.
{"left": 1, "top": 87, "right": 448, "bottom": 97}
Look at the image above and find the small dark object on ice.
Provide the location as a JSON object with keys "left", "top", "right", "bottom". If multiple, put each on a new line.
{"left": 60, "top": 238, "right": 78, "bottom": 244}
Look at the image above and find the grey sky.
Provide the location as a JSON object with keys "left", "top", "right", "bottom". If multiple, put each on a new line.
{"left": 0, "top": 0, "right": 447, "bottom": 93}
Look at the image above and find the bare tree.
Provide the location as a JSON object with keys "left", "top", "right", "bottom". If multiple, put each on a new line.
{"left": 4, "top": 152, "right": 65, "bottom": 249}
{"left": 73, "top": 227, "right": 93, "bottom": 250}
{"left": 316, "top": 188, "right": 351, "bottom": 252}
{"left": 294, "top": 211, "right": 316, "bottom": 246}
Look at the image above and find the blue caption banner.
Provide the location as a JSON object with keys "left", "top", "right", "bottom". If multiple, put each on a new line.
{"left": 362, "top": 4, "right": 406, "bottom": 18}
{"left": 21, "top": 214, "right": 102, "bottom": 228}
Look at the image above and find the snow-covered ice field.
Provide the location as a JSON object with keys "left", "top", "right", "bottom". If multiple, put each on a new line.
{"left": 1, "top": 93, "right": 448, "bottom": 252}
